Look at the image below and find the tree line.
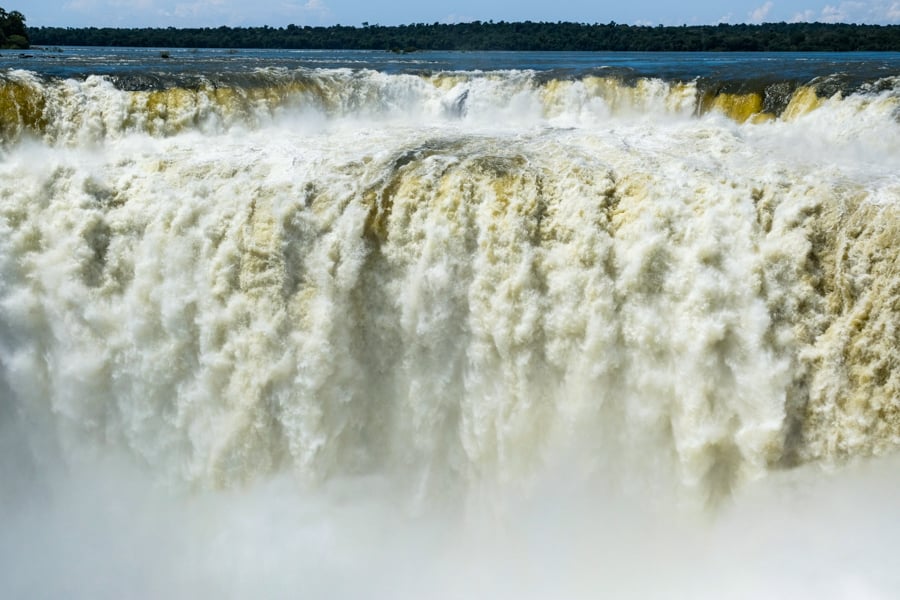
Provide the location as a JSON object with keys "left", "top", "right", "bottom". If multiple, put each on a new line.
{"left": 21, "top": 20, "right": 900, "bottom": 52}
{"left": 0, "top": 7, "right": 28, "bottom": 49}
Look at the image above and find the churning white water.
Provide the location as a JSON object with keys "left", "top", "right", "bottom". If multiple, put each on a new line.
{"left": 1, "top": 64, "right": 900, "bottom": 597}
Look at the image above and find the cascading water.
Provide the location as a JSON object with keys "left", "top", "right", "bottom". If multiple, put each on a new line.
{"left": 2, "top": 50, "right": 900, "bottom": 598}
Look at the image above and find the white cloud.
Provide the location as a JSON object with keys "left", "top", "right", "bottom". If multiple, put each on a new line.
{"left": 441, "top": 14, "right": 477, "bottom": 24}
{"left": 749, "top": 1, "right": 774, "bottom": 22}
{"left": 820, "top": 4, "right": 844, "bottom": 21}
{"left": 173, "top": 1, "right": 231, "bottom": 20}
{"left": 271, "top": 0, "right": 331, "bottom": 21}
{"left": 63, "top": 0, "right": 100, "bottom": 11}
{"left": 109, "top": 0, "right": 156, "bottom": 7}
{"left": 804, "top": 1, "right": 900, "bottom": 23}
{"left": 45, "top": 0, "right": 900, "bottom": 28}
{"left": 301, "top": 0, "right": 329, "bottom": 18}
{"left": 886, "top": 1, "right": 900, "bottom": 19}
{"left": 790, "top": 9, "right": 817, "bottom": 22}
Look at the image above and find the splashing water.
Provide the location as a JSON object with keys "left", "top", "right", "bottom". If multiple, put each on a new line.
{"left": 1, "top": 55, "right": 900, "bottom": 597}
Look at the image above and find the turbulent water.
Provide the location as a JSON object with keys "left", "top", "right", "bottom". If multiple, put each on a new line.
{"left": 2, "top": 49, "right": 900, "bottom": 598}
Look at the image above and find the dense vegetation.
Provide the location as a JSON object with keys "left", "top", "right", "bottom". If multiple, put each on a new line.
{"left": 0, "top": 7, "right": 28, "bottom": 49}
{"left": 23, "top": 20, "right": 900, "bottom": 52}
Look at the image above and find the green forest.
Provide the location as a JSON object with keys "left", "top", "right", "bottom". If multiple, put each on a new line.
{"left": 10, "top": 9, "right": 900, "bottom": 52}
{"left": 0, "top": 7, "right": 27, "bottom": 48}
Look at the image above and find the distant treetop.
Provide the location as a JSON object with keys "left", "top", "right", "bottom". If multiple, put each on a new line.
{"left": 24, "top": 20, "right": 900, "bottom": 52}
{"left": 0, "top": 7, "right": 28, "bottom": 49}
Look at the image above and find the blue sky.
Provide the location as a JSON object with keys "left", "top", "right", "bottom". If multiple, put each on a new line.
{"left": 16, "top": 0, "right": 900, "bottom": 28}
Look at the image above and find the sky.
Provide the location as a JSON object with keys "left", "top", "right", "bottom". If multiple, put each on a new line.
{"left": 14, "top": 0, "right": 900, "bottom": 28}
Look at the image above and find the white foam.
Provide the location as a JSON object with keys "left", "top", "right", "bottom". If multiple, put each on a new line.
{"left": 1, "top": 69, "right": 899, "bottom": 597}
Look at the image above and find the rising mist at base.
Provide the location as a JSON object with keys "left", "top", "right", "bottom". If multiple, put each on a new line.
{"left": 3, "top": 449, "right": 900, "bottom": 599}
{"left": 1, "top": 53, "right": 900, "bottom": 597}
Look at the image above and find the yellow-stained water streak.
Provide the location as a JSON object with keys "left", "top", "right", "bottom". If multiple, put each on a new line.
{"left": 540, "top": 76, "right": 697, "bottom": 119}
{"left": 0, "top": 77, "right": 48, "bottom": 140}
{"left": 126, "top": 78, "right": 335, "bottom": 136}
{"left": 798, "top": 199, "right": 900, "bottom": 462}
{"left": 0, "top": 72, "right": 338, "bottom": 143}
{"left": 2, "top": 111, "right": 899, "bottom": 507}
{"left": 781, "top": 86, "right": 825, "bottom": 121}
{"left": 699, "top": 91, "right": 768, "bottom": 122}
{"left": 3, "top": 64, "right": 900, "bottom": 600}
{"left": 2, "top": 70, "right": 897, "bottom": 147}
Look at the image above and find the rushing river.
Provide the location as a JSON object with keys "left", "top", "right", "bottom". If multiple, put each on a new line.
{"left": 2, "top": 48, "right": 900, "bottom": 598}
